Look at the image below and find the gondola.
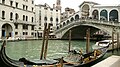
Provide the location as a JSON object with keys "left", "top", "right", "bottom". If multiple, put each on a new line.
{"left": 0, "top": 40, "right": 23, "bottom": 67}
{"left": 63, "top": 46, "right": 108, "bottom": 67}
{"left": 0, "top": 40, "right": 59, "bottom": 67}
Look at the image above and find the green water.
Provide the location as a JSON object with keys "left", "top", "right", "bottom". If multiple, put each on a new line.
{"left": 1, "top": 40, "right": 120, "bottom": 61}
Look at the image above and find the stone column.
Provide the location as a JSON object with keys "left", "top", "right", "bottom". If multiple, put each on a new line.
{"left": 0, "top": 29, "right": 2, "bottom": 39}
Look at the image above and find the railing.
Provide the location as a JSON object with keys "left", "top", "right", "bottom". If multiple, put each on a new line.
{"left": 56, "top": 19, "right": 120, "bottom": 33}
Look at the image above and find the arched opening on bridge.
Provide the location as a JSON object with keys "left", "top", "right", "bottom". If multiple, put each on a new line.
{"left": 63, "top": 22, "right": 66, "bottom": 26}
{"left": 2, "top": 23, "right": 13, "bottom": 38}
{"left": 75, "top": 14, "right": 79, "bottom": 20}
{"left": 66, "top": 20, "right": 70, "bottom": 24}
{"left": 109, "top": 10, "right": 118, "bottom": 22}
{"left": 92, "top": 10, "right": 99, "bottom": 20}
{"left": 100, "top": 9, "right": 108, "bottom": 21}
{"left": 81, "top": 4, "right": 89, "bottom": 18}
{"left": 60, "top": 24, "right": 62, "bottom": 28}
{"left": 70, "top": 17, "right": 74, "bottom": 22}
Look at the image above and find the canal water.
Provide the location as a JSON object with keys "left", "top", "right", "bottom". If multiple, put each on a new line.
{"left": 1, "top": 40, "right": 120, "bottom": 63}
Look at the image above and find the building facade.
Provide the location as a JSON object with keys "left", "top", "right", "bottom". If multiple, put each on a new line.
{"left": 79, "top": 1, "right": 120, "bottom": 22}
{"left": 35, "top": 3, "right": 61, "bottom": 38}
{"left": 0, "top": 0, "right": 36, "bottom": 39}
{"left": 61, "top": 7, "right": 75, "bottom": 22}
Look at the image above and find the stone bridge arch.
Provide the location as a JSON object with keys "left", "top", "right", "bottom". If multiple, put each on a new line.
{"left": 55, "top": 20, "right": 119, "bottom": 39}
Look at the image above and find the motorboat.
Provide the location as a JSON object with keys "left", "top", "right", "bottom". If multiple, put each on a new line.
{"left": 92, "top": 40, "right": 117, "bottom": 51}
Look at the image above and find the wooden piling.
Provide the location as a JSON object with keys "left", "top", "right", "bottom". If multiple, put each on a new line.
{"left": 117, "top": 32, "right": 119, "bottom": 50}
{"left": 86, "top": 28, "right": 90, "bottom": 53}
{"left": 112, "top": 31, "right": 114, "bottom": 51}
{"left": 40, "top": 23, "right": 47, "bottom": 60}
{"left": 60, "top": 57, "right": 63, "bottom": 67}
{"left": 68, "top": 30, "right": 71, "bottom": 52}
{"left": 44, "top": 23, "right": 51, "bottom": 59}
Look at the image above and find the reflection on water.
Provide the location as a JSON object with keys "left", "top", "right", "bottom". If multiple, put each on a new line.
{"left": 1, "top": 40, "right": 120, "bottom": 61}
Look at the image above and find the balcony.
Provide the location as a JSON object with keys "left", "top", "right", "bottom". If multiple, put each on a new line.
{"left": 13, "top": 19, "right": 36, "bottom": 25}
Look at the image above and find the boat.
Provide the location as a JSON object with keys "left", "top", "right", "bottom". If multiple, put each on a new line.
{"left": 63, "top": 46, "right": 108, "bottom": 67}
{"left": 92, "top": 40, "right": 117, "bottom": 51}
{"left": 0, "top": 40, "right": 59, "bottom": 67}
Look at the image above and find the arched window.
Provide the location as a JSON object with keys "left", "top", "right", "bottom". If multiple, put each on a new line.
{"left": 23, "top": 15, "right": 25, "bottom": 21}
{"left": 63, "top": 22, "right": 66, "bottom": 26}
{"left": 57, "top": 26, "right": 59, "bottom": 29}
{"left": 70, "top": 17, "right": 74, "bottom": 22}
{"left": 15, "top": 13, "right": 19, "bottom": 20}
{"left": 92, "top": 10, "right": 99, "bottom": 20}
{"left": 2, "top": 11, "right": 5, "bottom": 19}
{"left": 60, "top": 24, "right": 62, "bottom": 28}
{"left": 31, "top": 17, "right": 34, "bottom": 22}
{"left": 75, "top": 15, "right": 79, "bottom": 20}
{"left": 66, "top": 20, "right": 69, "bottom": 24}
{"left": 100, "top": 10, "right": 108, "bottom": 21}
{"left": 81, "top": 4, "right": 89, "bottom": 17}
{"left": 2, "top": 0, "right": 5, "bottom": 4}
{"left": 56, "top": 18, "right": 59, "bottom": 25}
{"left": 109, "top": 10, "right": 118, "bottom": 22}
{"left": 26, "top": 16, "right": 28, "bottom": 21}
{"left": 50, "top": 17, "right": 53, "bottom": 22}
{"left": 10, "top": 12, "right": 13, "bottom": 20}
{"left": 44, "top": 16, "right": 47, "bottom": 21}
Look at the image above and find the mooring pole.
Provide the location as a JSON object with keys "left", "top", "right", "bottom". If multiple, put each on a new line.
{"left": 44, "top": 23, "right": 51, "bottom": 59}
{"left": 86, "top": 28, "right": 90, "bottom": 53}
{"left": 117, "top": 32, "right": 119, "bottom": 50}
{"left": 68, "top": 30, "right": 71, "bottom": 52}
{"left": 112, "top": 31, "right": 114, "bottom": 52}
{"left": 40, "top": 23, "right": 47, "bottom": 60}
{"left": 60, "top": 57, "right": 63, "bottom": 67}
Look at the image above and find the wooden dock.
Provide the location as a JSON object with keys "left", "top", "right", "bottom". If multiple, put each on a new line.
{"left": 92, "top": 55, "right": 120, "bottom": 67}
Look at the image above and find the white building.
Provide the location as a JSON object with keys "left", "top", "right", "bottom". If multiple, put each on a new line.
{"left": 35, "top": 1, "right": 61, "bottom": 38}
{"left": 0, "top": 0, "right": 36, "bottom": 39}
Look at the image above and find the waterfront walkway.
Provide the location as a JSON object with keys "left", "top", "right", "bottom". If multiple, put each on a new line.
{"left": 92, "top": 55, "right": 120, "bottom": 67}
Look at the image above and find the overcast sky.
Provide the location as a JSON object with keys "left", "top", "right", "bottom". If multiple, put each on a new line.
{"left": 34, "top": 0, "right": 120, "bottom": 12}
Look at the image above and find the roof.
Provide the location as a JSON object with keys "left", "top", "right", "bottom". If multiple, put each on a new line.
{"left": 79, "top": 1, "right": 100, "bottom": 7}
{"left": 94, "top": 4, "right": 120, "bottom": 7}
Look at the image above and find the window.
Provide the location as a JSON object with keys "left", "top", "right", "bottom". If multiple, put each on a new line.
{"left": 16, "top": 2, "right": 18, "bottom": 8}
{"left": 32, "top": 0, "right": 34, "bottom": 4}
{"left": 23, "top": 15, "right": 25, "bottom": 21}
{"left": 15, "top": 24, "right": 18, "bottom": 29}
{"left": 10, "top": 12, "right": 13, "bottom": 20}
{"left": 23, "top": 5, "right": 25, "bottom": 10}
{"left": 26, "top": 6, "right": 28, "bottom": 10}
{"left": 31, "top": 25, "right": 34, "bottom": 30}
{"left": 2, "top": 11, "right": 5, "bottom": 19}
{"left": 10, "top": 1, "right": 13, "bottom": 6}
{"left": 31, "top": 32, "right": 34, "bottom": 35}
{"left": 32, "top": 17, "right": 34, "bottom": 22}
{"left": 23, "top": 24, "right": 28, "bottom": 29}
{"left": 26, "top": 16, "right": 28, "bottom": 21}
{"left": 23, "top": 32, "right": 25, "bottom": 35}
{"left": 2, "top": 0, "right": 5, "bottom": 4}
{"left": 32, "top": 7, "right": 34, "bottom": 12}
{"left": 15, "top": 13, "right": 19, "bottom": 20}
{"left": 15, "top": 32, "right": 18, "bottom": 35}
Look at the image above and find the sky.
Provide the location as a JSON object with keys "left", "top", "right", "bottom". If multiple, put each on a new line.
{"left": 34, "top": 0, "right": 120, "bottom": 12}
